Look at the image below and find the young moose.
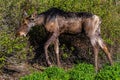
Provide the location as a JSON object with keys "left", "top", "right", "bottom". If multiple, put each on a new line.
{"left": 16, "top": 8, "right": 113, "bottom": 72}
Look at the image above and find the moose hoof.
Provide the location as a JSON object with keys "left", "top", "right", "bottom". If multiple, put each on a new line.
{"left": 47, "top": 62, "right": 52, "bottom": 67}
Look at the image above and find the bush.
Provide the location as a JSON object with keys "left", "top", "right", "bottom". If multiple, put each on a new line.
{"left": 0, "top": 30, "right": 34, "bottom": 68}
{"left": 20, "top": 72, "right": 48, "bottom": 80}
{"left": 20, "top": 63, "right": 120, "bottom": 80}
{"left": 43, "top": 66, "right": 69, "bottom": 80}
{"left": 0, "top": 0, "right": 34, "bottom": 69}
{"left": 95, "top": 63, "right": 120, "bottom": 80}
{"left": 68, "top": 63, "right": 95, "bottom": 80}
{"left": 20, "top": 66, "right": 69, "bottom": 80}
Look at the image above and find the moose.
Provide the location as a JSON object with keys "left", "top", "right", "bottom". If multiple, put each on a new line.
{"left": 16, "top": 8, "right": 113, "bottom": 72}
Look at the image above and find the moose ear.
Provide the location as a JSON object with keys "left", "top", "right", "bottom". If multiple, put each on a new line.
{"left": 31, "top": 11, "right": 37, "bottom": 19}
{"left": 23, "top": 11, "right": 28, "bottom": 18}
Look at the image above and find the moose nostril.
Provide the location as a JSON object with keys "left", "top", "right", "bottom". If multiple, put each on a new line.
{"left": 18, "top": 32, "right": 27, "bottom": 37}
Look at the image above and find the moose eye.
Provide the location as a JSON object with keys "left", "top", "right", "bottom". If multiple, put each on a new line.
{"left": 30, "top": 19, "right": 35, "bottom": 21}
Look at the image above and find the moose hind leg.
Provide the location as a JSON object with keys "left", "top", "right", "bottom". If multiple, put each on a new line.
{"left": 54, "top": 38, "right": 61, "bottom": 67}
{"left": 97, "top": 37, "right": 113, "bottom": 65}
{"left": 90, "top": 36, "right": 99, "bottom": 72}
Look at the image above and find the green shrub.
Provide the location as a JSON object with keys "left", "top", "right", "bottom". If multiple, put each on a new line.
{"left": 43, "top": 66, "right": 69, "bottom": 80}
{"left": 20, "top": 66, "right": 69, "bottom": 80}
{"left": 68, "top": 63, "right": 95, "bottom": 80}
{"left": 20, "top": 72, "right": 48, "bottom": 80}
{"left": 0, "top": 0, "right": 34, "bottom": 69}
{"left": 20, "top": 63, "right": 95, "bottom": 80}
{"left": 0, "top": 30, "right": 34, "bottom": 68}
{"left": 20, "top": 63, "right": 120, "bottom": 80}
{"left": 95, "top": 63, "right": 120, "bottom": 80}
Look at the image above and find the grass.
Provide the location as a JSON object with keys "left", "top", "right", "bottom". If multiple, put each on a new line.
{"left": 20, "top": 62, "right": 120, "bottom": 80}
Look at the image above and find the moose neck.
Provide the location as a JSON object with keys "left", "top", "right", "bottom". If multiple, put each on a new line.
{"left": 35, "top": 14, "right": 45, "bottom": 25}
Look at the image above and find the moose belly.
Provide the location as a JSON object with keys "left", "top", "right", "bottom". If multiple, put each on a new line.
{"left": 60, "top": 21, "right": 82, "bottom": 34}
{"left": 68, "top": 25, "right": 82, "bottom": 33}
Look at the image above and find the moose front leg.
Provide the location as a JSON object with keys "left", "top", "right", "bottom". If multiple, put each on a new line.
{"left": 44, "top": 33, "right": 58, "bottom": 66}
{"left": 54, "top": 38, "right": 61, "bottom": 67}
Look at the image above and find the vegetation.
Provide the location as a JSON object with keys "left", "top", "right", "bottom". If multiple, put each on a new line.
{"left": 0, "top": 0, "right": 120, "bottom": 79}
{"left": 20, "top": 62, "right": 120, "bottom": 80}
{"left": 96, "top": 63, "right": 120, "bottom": 80}
{"left": 0, "top": 0, "right": 34, "bottom": 69}
{"left": 68, "top": 63, "right": 95, "bottom": 80}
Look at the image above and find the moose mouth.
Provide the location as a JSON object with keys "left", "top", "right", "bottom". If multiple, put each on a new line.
{"left": 16, "top": 31, "right": 27, "bottom": 37}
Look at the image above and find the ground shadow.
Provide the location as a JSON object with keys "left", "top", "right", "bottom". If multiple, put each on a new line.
{"left": 28, "top": 26, "right": 96, "bottom": 68}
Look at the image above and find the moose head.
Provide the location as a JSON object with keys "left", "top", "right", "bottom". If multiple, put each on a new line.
{"left": 16, "top": 11, "right": 37, "bottom": 36}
